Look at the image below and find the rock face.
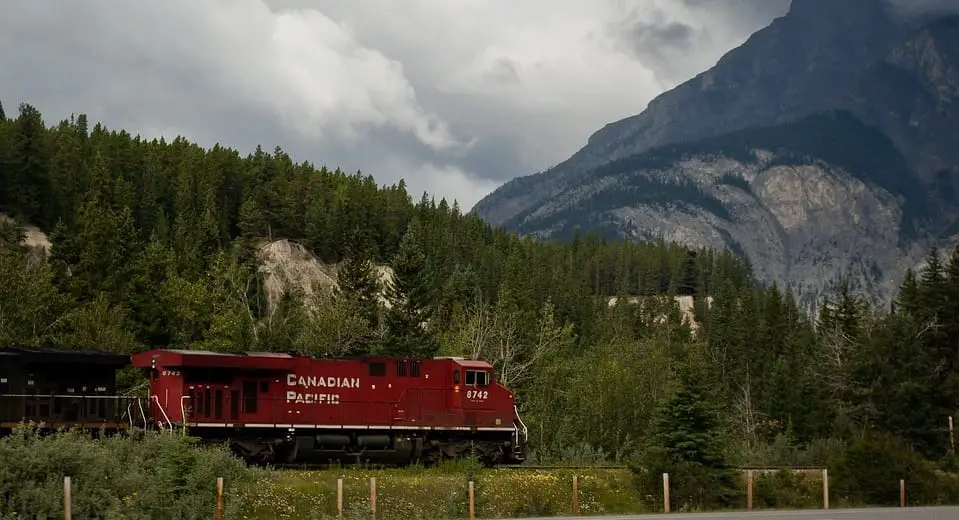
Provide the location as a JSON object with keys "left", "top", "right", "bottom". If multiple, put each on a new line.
{"left": 257, "top": 238, "right": 395, "bottom": 314}
{"left": 472, "top": 1, "right": 959, "bottom": 310}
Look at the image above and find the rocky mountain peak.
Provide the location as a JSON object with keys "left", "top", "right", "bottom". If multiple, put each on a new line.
{"left": 473, "top": 2, "right": 959, "bottom": 311}
{"left": 473, "top": 0, "right": 906, "bottom": 228}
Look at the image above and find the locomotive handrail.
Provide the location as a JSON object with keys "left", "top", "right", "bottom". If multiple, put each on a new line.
{"left": 0, "top": 393, "right": 136, "bottom": 399}
{"left": 180, "top": 395, "right": 190, "bottom": 429}
{"left": 0, "top": 393, "right": 146, "bottom": 428}
{"left": 136, "top": 397, "right": 147, "bottom": 429}
{"left": 151, "top": 395, "right": 174, "bottom": 433}
{"left": 514, "top": 404, "right": 528, "bottom": 444}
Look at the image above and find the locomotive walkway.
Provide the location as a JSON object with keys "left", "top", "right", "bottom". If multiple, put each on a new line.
{"left": 494, "top": 506, "right": 959, "bottom": 520}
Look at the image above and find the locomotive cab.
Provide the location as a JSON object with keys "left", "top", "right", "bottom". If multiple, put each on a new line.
{"left": 443, "top": 357, "right": 527, "bottom": 463}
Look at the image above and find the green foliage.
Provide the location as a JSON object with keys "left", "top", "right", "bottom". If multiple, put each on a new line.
{"left": 752, "top": 470, "right": 823, "bottom": 510}
{"left": 631, "top": 353, "right": 741, "bottom": 512}
{"left": 828, "top": 432, "right": 959, "bottom": 507}
{"left": 384, "top": 218, "right": 439, "bottom": 357}
{"left": 0, "top": 426, "right": 257, "bottom": 519}
{"left": 2, "top": 100, "right": 959, "bottom": 516}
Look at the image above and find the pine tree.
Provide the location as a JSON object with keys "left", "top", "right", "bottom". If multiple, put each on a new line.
{"left": 384, "top": 218, "right": 438, "bottom": 357}
{"left": 335, "top": 228, "right": 382, "bottom": 329}
{"left": 638, "top": 352, "right": 739, "bottom": 510}
{"left": 676, "top": 249, "right": 698, "bottom": 297}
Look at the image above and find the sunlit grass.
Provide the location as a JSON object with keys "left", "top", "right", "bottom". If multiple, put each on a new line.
{"left": 238, "top": 461, "right": 643, "bottom": 520}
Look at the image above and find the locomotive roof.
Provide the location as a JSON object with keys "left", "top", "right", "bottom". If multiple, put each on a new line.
{"left": 0, "top": 346, "right": 130, "bottom": 365}
{"left": 132, "top": 349, "right": 495, "bottom": 370}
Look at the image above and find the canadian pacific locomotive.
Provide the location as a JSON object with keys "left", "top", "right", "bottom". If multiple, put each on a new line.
{"left": 0, "top": 346, "right": 529, "bottom": 467}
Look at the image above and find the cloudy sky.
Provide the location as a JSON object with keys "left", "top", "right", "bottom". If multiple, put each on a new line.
{"left": 0, "top": 0, "right": 795, "bottom": 209}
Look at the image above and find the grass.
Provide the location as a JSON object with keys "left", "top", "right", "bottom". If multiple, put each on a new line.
{"left": 238, "top": 462, "right": 644, "bottom": 520}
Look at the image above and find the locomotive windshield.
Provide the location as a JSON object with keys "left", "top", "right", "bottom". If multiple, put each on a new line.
{"left": 465, "top": 370, "right": 489, "bottom": 386}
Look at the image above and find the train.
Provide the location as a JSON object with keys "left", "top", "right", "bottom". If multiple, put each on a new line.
{"left": 0, "top": 346, "right": 528, "bottom": 467}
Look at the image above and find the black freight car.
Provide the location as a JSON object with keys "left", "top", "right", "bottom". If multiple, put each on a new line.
{"left": 0, "top": 346, "right": 144, "bottom": 433}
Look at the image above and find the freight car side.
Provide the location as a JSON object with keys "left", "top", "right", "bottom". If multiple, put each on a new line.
{"left": 0, "top": 346, "right": 146, "bottom": 433}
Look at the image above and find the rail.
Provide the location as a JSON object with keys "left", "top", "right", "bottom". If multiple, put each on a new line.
{"left": 151, "top": 395, "right": 174, "bottom": 433}
{"left": 513, "top": 404, "right": 528, "bottom": 445}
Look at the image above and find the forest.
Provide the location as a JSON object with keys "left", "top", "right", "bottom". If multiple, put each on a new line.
{"left": 2, "top": 101, "right": 959, "bottom": 510}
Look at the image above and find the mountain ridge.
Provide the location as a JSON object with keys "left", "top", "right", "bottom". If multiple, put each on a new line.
{"left": 473, "top": 0, "right": 908, "bottom": 228}
{"left": 472, "top": 1, "right": 959, "bottom": 309}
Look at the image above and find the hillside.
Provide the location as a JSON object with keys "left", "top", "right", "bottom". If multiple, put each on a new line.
{"left": 472, "top": 2, "right": 959, "bottom": 311}
{"left": 502, "top": 110, "right": 932, "bottom": 309}
{"left": 2, "top": 101, "right": 959, "bottom": 503}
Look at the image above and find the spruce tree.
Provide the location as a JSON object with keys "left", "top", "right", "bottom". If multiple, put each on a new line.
{"left": 335, "top": 227, "right": 382, "bottom": 329}
{"left": 637, "top": 352, "right": 739, "bottom": 510}
{"left": 384, "top": 218, "right": 438, "bottom": 357}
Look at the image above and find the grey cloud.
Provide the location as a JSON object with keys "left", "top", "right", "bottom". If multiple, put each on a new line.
{"left": 0, "top": 0, "right": 804, "bottom": 209}
{"left": 482, "top": 58, "right": 521, "bottom": 85}
{"left": 679, "top": 0, "right": 791, "bottom": 31}
{"left": 619, "top": 19, "right": 697, "bottom": 84}
{"left": 613, "top": 0, "right": 791, "bottom": 84}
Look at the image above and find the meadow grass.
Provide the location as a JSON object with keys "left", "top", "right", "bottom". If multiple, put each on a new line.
{"left": 238, "top": 462, "right": 644, "bottom": 520}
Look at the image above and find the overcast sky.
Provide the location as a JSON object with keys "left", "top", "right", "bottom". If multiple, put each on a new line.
{"left": 0, "top": 0, "right": 794, "bottom": 210}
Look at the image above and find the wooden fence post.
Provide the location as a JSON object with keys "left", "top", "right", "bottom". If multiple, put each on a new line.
{"left": 370, "top": 477, "right": 376, "bottom": 520}
{"left": 663, "top": 473, "right": 670, "bottom": 513}
{"left": 747, "top": 470, "right": 753, "bottom": 512}
{"left": 572, "top": 475, "right": 580, "bottom": 515}
{"left": 950, "top": 416, "right": 955, "bottom": 455}
{"left": 216, "top": 477, "right": 224, "bottom": 520}
{"left": 63, "top": 476, "right": 71, "bottom": 520}
{"left": 822, "top": 469, "right": 829, "bottom": 510}
{"left": 337, "top": 478, "right": 343, "bottom": 519}
{"left": 900, "top": 479, "right": 906, "bottom": 508}
{"left": 469, "top": 480, "right": 475, "bottom": 520}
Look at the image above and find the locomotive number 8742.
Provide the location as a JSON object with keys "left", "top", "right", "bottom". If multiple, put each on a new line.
{"left": 131, "top": 349, "right": 529, "bottom": 466}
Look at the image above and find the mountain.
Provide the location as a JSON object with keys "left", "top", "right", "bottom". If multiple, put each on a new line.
{"left": 473, "top": 0, "right": 908, "bottom": 228}
{"left": 841, "top": 15, "right": 959, "bottom": 189}
{"left": 472, "top": 1, "right": 959, "bottom": 309}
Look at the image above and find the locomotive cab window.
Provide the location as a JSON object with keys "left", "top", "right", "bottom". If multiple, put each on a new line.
{"left": 453, "top": 370, "right": 460, "bottom": 385}
{"left": 465, "top": 370, "right": 489, "bottom": 387}
{"left": 369, "top": 362, "right": 386, "bottom": 377}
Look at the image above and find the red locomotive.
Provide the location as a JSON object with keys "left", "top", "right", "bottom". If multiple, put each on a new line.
{"left": 130, "top": 349, "right": 529, "bottom": 466}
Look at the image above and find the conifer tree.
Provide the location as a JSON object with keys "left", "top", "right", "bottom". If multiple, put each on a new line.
{"left": 384, "top": 218, "right": 438, "bottom": 357}
{"left": 637, "top": 351, "right": 739, "bottom": 510}
{"left": 335, "top": 227, "right": 382, "bottom": 329}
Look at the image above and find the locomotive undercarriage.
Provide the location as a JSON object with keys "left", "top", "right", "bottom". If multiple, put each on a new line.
{"left": 192, "top": 427, "right": 525, "bottom": 467}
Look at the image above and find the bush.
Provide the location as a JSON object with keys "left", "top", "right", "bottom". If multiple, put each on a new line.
{"left": 0, "top": 425, "right": 258, "bottom": 519}
{"left": 630, "top": 447, "right": 742, "bottom": 513}
{"left": 828, "top": 432, "right": 959, "bottom": 507}
{"left": 752, "top": 470, "right": 821, "bottom": 510}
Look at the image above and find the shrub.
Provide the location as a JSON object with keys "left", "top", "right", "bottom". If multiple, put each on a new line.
{"left": 752, "top": 470, "right": 821, "bottom": 510}
{"left": 0, "top": 425, "right": 258, "bottom": 519}
{"left": 828, "top": 432, "right": 959, "bottom": 507}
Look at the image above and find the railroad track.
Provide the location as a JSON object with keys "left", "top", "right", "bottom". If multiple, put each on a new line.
{"left": 496, "top": 465, "right": 627, "bottom": 470}
{"left": 269, "top": 463, "right": 824, "bottom": 472}
{"left": 269, "top": 463, "right": 628, "bottom": 471}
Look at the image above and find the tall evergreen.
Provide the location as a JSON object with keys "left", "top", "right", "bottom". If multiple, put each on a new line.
{"left": 335, "top": 227, "right": 383, "bottom": 347}
{"left": 384, "top": 218, "right": 438, "bottom": 357}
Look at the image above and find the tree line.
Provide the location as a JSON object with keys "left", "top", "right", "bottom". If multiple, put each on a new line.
{"left": 1, "top": 101, "right": 958, "bottom": 509}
